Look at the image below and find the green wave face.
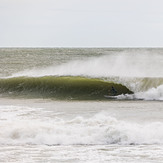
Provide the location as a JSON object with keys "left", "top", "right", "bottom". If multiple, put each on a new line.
{"left": 0, "top": 76, "right": 133, "bottom": 100}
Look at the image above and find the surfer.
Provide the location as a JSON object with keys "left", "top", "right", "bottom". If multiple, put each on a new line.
{"left": 110, "top": 86, "right": 117, "bottom": 96}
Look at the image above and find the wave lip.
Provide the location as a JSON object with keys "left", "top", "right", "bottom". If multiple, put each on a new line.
{"left": 0, "top": 76, "right": 133, "bottom": 100}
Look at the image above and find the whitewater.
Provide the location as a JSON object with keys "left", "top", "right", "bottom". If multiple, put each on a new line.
{"left": 0, "top": 48, "right": 163, "bottom": 163}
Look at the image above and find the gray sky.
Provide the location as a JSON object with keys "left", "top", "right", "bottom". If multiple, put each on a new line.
{"left": 1, "top": 0, "right": 163, "bottom": 47}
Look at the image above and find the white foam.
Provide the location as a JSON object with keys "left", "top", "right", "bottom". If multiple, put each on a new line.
{"left": 117, "top": 84, "right": 163, "bottom": 101}
{"left": 0, "top": 108, "right": 163, "bottom": 145}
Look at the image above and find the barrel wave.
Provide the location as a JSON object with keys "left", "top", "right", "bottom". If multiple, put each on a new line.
{"left": 1, "top": 48, "right": 163, "bottom": 101}
{"left": 0, "top": 76, "right": 133, "bottom": 100}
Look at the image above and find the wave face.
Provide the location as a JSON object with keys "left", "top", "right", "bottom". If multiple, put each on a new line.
{"left": 0, "top": 48, "right": 163, "bottom": 100}
{"left": 1, "top": 107, "right": 163, "bottom": 146}
{"left": 0, "top": 76, "right": 132, "bottom": 100}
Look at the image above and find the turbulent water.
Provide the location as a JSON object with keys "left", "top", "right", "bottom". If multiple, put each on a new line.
{"left": 0, "top": 48, "right": 163, "bottom": 162}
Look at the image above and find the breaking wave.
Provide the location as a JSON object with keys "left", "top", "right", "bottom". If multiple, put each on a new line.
{"left": 1, "top": 50, "right": 163, "bottom": 101}
{"left": 1, "top": 75, "right": 162, "bottom": 101}
{"left": 0, "top": 107, "right": 163, "bottom": 145}
{"left": 0, "top": 76, "right": 132, "bottom": 100}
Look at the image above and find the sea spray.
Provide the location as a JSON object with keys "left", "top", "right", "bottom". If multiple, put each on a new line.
{"left": 11, "top": 52, "right": 163, "bottom": 78}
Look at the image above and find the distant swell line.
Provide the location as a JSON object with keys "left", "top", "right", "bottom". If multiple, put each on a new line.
{"left": 0, "top": 76, "right": 133, "bottom": 100}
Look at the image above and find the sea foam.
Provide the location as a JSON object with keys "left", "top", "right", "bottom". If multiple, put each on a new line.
{"left": 117, "top": 84, "right": 163, "bottom": 101}
{"left": 0, "top": 106, "right": 163, "bottom": 145}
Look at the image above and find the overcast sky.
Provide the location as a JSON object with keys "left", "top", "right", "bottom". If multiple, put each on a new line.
{"left": 1, "top": 0, "right": 163, "bottom": 47}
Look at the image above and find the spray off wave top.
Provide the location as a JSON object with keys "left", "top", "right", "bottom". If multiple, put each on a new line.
{"left": 11, "top": 52, "right": 163, "bottom": 78}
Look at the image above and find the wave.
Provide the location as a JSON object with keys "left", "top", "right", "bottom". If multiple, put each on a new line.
{"left": 0, "top": 108, "right": 163, "bottom": 145}
{"left": 1, "top": 76, "right": 163, "bottom": 101}
{"left": 2, "top": 51, "right": 163, "bottom": 101}
{"left": 0, "top": 76, "right": 133, "bottom": 100}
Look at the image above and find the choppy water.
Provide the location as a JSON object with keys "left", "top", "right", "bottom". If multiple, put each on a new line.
{"left": 0, "top": 48, "right": 163, "bottom": 162}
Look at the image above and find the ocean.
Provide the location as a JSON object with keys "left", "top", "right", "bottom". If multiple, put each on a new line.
{"left": 0, "top": 48, "right": 163, "bottom": 163}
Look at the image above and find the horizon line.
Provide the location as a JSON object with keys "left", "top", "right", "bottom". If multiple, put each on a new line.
{"left": 0, "top": 46, "right": 163, "bottom": 49}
